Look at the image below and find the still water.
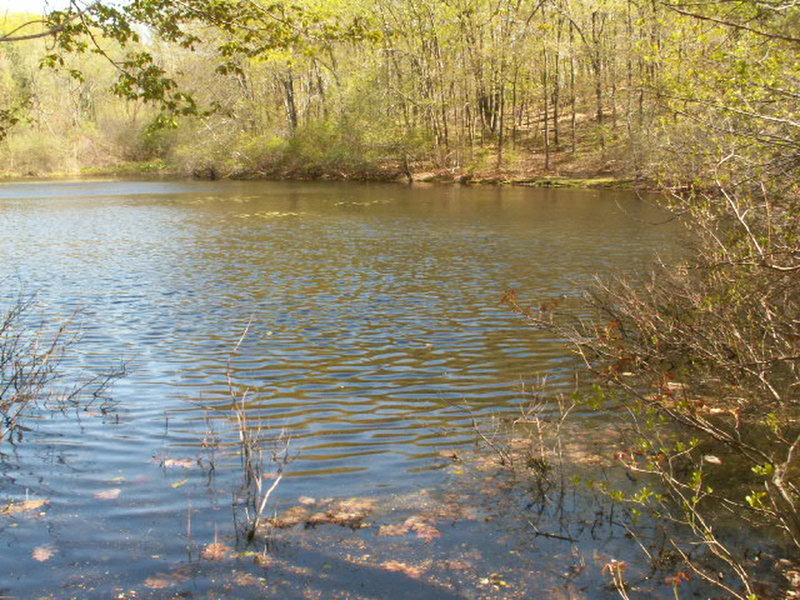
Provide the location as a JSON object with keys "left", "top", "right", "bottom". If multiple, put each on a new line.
{"left": 0, "top": 180, "right": 677, "bottom": 598}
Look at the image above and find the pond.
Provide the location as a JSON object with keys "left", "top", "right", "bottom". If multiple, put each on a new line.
{"left": 0, "top": 180, "right": 681, "bottom": 599}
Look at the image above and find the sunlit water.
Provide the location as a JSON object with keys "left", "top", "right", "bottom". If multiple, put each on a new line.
{"left": 0, "top": 180, "right": 681, "bottom": 598}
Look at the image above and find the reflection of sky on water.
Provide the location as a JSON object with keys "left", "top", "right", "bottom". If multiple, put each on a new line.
{"left": 0, "top": 179, "right": 682, "bottom": 598}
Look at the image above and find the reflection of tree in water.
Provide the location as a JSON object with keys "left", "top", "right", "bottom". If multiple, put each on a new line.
{"left": 125, "top": 444, "right": 707, "bottom": 600}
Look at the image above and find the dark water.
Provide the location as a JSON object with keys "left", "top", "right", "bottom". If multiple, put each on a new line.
{"left": 0, "top": 180, "right": 679, "bottom": 598}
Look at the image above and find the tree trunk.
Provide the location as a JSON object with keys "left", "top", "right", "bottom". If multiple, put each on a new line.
{"left": 281, "top": 68, "right": 298, "bottom": 132}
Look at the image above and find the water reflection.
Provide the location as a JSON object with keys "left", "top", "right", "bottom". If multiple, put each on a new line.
{"left": 0, "top": 180, "right": 678, "bottom": 597}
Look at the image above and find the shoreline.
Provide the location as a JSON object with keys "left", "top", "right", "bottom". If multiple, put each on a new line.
{"left": 0, "top": 154, "right": 659, "bottom": 191}
{"left": 0, "top": 161, "right": 650, "bottom": 192}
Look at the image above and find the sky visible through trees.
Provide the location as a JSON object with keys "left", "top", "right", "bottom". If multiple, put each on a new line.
{"left": 0, "top": 0, "right": 67, "bottom": 15}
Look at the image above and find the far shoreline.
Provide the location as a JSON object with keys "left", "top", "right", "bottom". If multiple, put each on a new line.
{"left": 0, "top": 160, "right": 650, "bottom": 192}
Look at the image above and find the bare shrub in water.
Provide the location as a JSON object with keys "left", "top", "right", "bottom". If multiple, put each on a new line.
{"left": 226, "top": 323, "right": 291, "bottom": 543}
{"left": 0, "top": 294, "right": 123, "bottom": 442}
{"left": 231, "top": 395, "right": 290, "bottom": 542}
{"left": 469, "top": 384, "right": 588, "bottom": 542}
{"left": 506, "top": 167, "right": 799, "bottom": 598}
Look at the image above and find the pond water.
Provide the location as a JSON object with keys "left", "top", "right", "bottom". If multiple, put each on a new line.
{"left": 0, "top": 180, "right": 681, "bottom": 599}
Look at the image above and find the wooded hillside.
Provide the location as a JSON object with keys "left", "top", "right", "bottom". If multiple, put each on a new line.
{"left": 0, "top": 0, "right": 797, "bottom": 186}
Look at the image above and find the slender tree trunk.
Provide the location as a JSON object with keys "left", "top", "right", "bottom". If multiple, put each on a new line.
{"left": 553, "top": 17, "right": 563, "bottom": 148}
{"left": 591, "top": 11, "right": 604, "bottom": 148}
{"left": 511, "top": 66, "right": 518, "bottom": 147}
{"left": 281, "top": 67, "right": 298, "bottom": 132}
{"left": 609, "top": 24, "right": 618, "bottom": 135}
{"left": 569, "top": 22, "right": 577, "bottom": 154}
{"left": 543, "top": 47, "right": 550, "bottom": 171}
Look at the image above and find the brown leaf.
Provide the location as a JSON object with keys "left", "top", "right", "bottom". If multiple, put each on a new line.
{"left": 144, "top": 574, "right": 178, "bottom": 590}
{"left": 380, "top": 561, "right": 426, "bottom": 578}
{"left": 306, "top": 511, "right": 332, "bottom": 526}
{"left": 336, "top": 498, "right": 375, "bottom": 514}
{"left": 201, "top": 542, "right": 231, "bottom": 561}
{"left": 443, "top": 559, "right": 472, "bottom": 571}
{"left": 267, "top": 497, "right": 377, "bottom": 530}
{"left": 163, "top": 458, "right": 196, "bottom": 469}
{"left": 327, "top": 511, "right": 369, "bottom": 528}
{"left": 404, "top": 516, "right": 442, "bottom": 542}
{"left": 230, "top": 571, "right": 264, "bottom": 587}
{"left": 2, "top": 499, "right": 48, "bottom": 515}
{"left": 378, "top": 523, "right": 410, "bottom": 536}
{"left": 427, "top": 501, "right": 478, "bottom": 521}
{"left": 322, "top": 497, "right": 375, "bottom": 528}
{"left": 253, "top": 552, "right": 272, "bottom": 568}
{"left": 94, "top": 488, "right": 121, "bottom": 500}
{"left": 32, "top": 545, "right": 56, "bottom": 562}
{"left": 266, "top": 506, "right": 311, "bottom": 528}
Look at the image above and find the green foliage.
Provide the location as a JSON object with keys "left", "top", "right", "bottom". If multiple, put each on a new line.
{"left": 0, "top": 0, "right": 796, "bottom": 181}
{"left": 0, "top": 129, "right": 72, "bottom": 175}
{"left": 1, "top": 0, "right": 795, "bottom": 180}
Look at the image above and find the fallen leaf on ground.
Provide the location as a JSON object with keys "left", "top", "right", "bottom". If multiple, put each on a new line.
{"left": 229, "top": 571, "right": 264, "bottom": 587}
{"left": 143, "top": 566, "right": 191, "bottom": 589}
{"left": 171, "top": 479, "right": 188, "bottom": 488}
{"left": 266, "top": 506, "right": 311, "bottom": 528}
{"left": 404, "top": 516, "right": 442, "bottom": 542}
{"left": 163, "top": 458, "right": 196, "bottom": 469}
{"left": 427, "top": 500, "right": 479, "bottom": 521}
{"left": 378, "top": 515, "right": 441, "bottom": 541}
{"left": 94, "top": 488, "right": 121, "bottom": 500}
{"left": 443, "top": 559, "right": 472, "bottom": 570}
{"left": 32, "top": 545, "right": 56, "bottom": 562}
{"left": 378, "top": 523, "right": 410, "bottom": 536}
{"left": 337, "top": 498, "right": 376, "bottom": 514}
{"left": 267, "top": 497, "right": 376, "bottom": 530}
{"left": 306, "top": 511, "right": 332, "bottom": 526}
{"left": 1, "top": 499, "right": 48, "bottom": 515}
{"left": 380, "top": 561, "right": 426, "bottom": 578}
{"left": 201, "top": 542, "right": 231, "bottom": 561}
{"left": 321, "top": 497, "right": 375, "bottom": 528}
{"left": 253, "top": 552, "right": 272, "bottom": 568}
{"left": 144, "top": 574, "right": 178, "bottom": 590}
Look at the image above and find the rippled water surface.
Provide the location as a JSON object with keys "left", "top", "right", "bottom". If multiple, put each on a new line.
{"left": 0, "top": 180, "right": 678, "bottom": 598}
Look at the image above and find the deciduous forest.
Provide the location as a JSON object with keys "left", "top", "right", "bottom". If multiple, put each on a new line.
{"left": 0, "top": 0, "right": 796, "bottom": 187}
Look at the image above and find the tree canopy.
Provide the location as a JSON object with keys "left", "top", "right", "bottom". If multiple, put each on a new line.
{"left": 0, "top": 0, "right": 797, "bottom": 185}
